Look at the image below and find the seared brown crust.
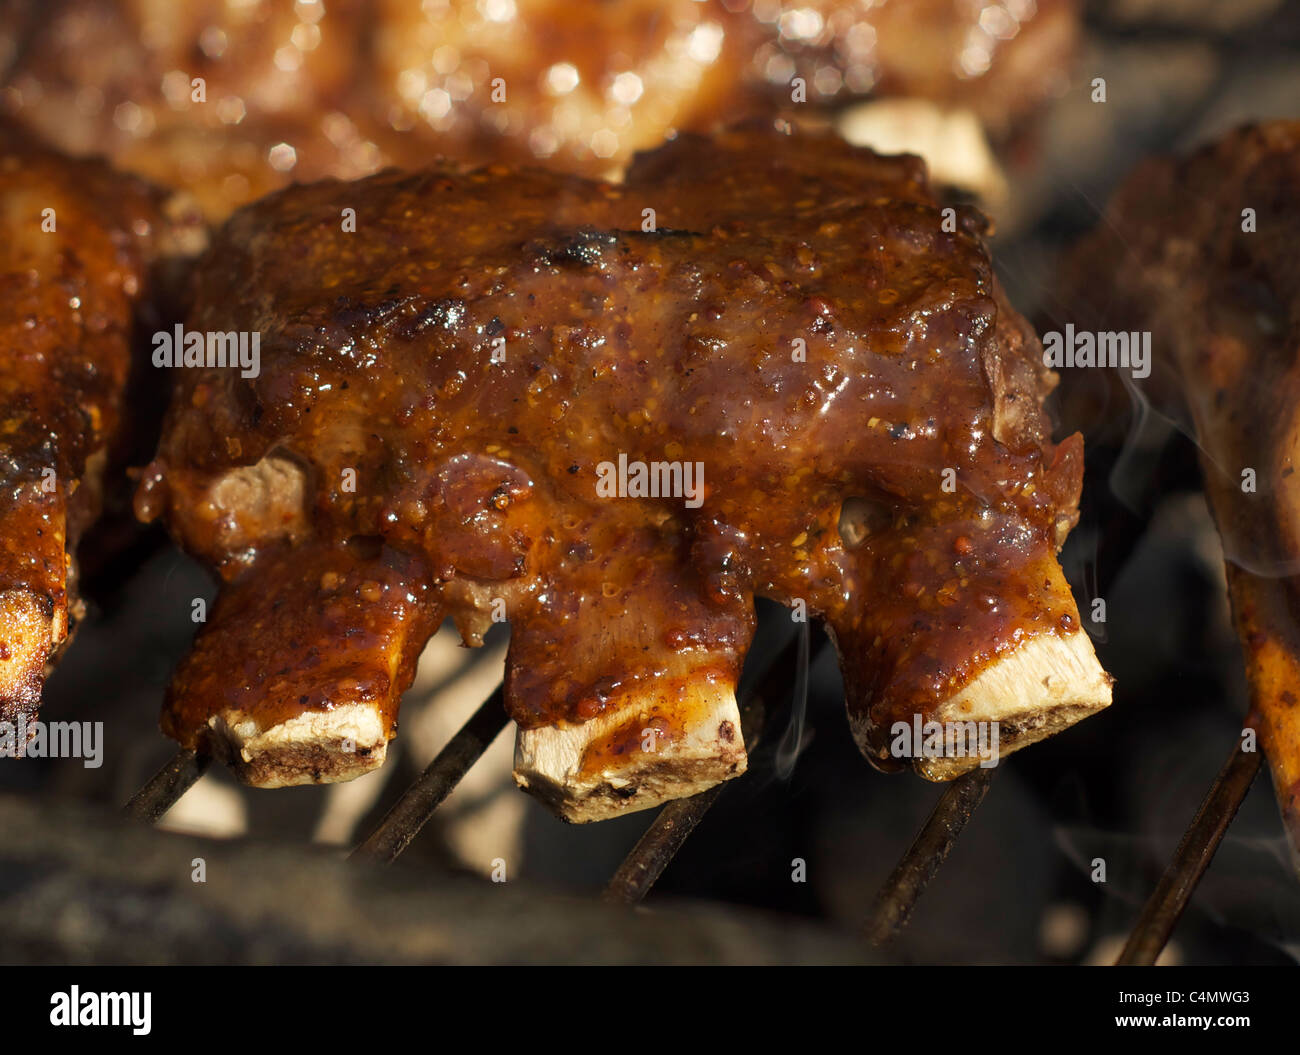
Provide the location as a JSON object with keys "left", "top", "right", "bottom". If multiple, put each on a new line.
{"left": 1058, "top": 121, "right": 1300, "bottom": 845}
{"left": 0, "top": 121, "right": 193, "bottom": 724}
{"left": 140, "top": 123, "right": 1103, "bottom": 801}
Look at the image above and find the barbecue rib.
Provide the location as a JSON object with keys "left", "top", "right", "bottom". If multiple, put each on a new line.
{"left": 2, "top": 1, "right": 1076, "bottom": 219}
{"left": 0, "top": 0, "right": 409, "bottom": 220}
{"left": 0, "top": 122, "right": 202, "bottom": 726}
{"left": 1057, "top": 121, "right": 1300, "bottom": 852}
{"left": 375, "top": 0, "right": 1077, "bottom": 171}
{"left": 137, "top": 123, "right": 1110, "bottom": 818}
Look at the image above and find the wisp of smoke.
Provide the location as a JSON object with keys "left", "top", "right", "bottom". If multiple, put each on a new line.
{"left": 774, "top": 620, "right": 812, "bottom": 781}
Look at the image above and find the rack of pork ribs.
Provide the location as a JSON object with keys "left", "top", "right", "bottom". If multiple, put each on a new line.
{"left": 1058, "top": 121, "right": 1300, "bottom": 883}
{"left": 0, "top": 118, "right": 1113, "bottom": 819}
{"left": 0, "top": 121, "right": 203, "bottom": 727}
{"left": 106, "top": 122, "right": 1108, "bottom": 821}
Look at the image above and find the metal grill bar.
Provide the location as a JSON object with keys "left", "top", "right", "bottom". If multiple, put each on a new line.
{"left": 124, "top": 748, "right": 210, "bottom": 822}
{"left": 352, "top": 685, "right": 508, "bottom": 864}
{"left": 603, "top": 689, "right": 770, "bottom": 904}
{"left": 864, "top": 766, "right": 995, "bottom": 945}
{"left": 604, "top": 785, "right": 726, "bottom": 905}
{"left": 1115, "top": 733, "right": 1261, "bottom": 965}
{"left": 603, "top": 628, "right": 806, "bottom": 905}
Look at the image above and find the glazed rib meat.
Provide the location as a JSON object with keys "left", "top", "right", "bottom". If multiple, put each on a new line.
{"left": 0, "top": 122, "right": 200, "bottom": 724}
{"left": 1058, "top": 121, "right": 1300, "bottom": 850}
{"left": 138, "top": 123, "right": 1110, "bottom": 817}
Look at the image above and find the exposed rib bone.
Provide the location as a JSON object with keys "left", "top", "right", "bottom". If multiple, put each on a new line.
{"left": 514, "top": 668, "right": 746, "bottom": 823}
{"left": 852, "top": 629, "right": 1112, "bottom": 782}
{"left": 164, "top": 539, "right": 440, "bottom": 787}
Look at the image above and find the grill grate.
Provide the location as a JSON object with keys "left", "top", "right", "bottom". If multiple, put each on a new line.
{"left": 604, "top": 786, "right": 727, "bottom": 905}
{"left": 119, "top": 553, "right": 1271, "bottom": 962}
{"left": 124, "top": 747, "right": 209, "bottom": 824}
{"left": 604, "top": 643, "right": 775, "bottom": 904}
{"left": 120, "top": 677, "right": 1266, "bottom": 960}
{"left": 1115, "top": 733, "right": 1263, "bottom": 965}
{"left": 352, "top": 687, "right": 508, "bottom": 864}
{"left": 864, "top": 768, "right": 995, "bottom": 945}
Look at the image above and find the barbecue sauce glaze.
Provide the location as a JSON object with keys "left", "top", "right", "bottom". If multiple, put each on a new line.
{"left": 137, "top": 125, "right": 1085, "bottom": 764}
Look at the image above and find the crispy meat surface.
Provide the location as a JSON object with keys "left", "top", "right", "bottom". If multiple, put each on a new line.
{"left": 0, "top": 122, "right": 199, "bottom": 724}
{"left": 1058, "top": 121, "right": 1300, "bottom": 850}
{"left": 2, "top": 1, "right": 1076, "bottom": 219}
{"left": 138, "top": 123, "right": 1107, "bottom": 812}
